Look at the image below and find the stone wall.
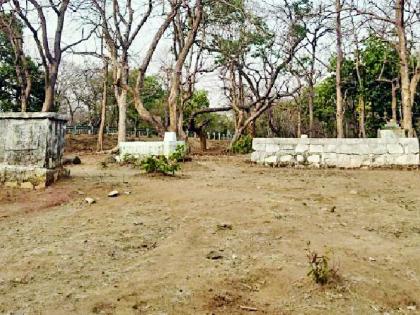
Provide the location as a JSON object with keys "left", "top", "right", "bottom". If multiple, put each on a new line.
{"left": 0, "top": 112, "right": 68, "bottom": 188}
{"left": 119, "top": 132, "right": 185, "bottom": 160}
{"left": 251, "top": 136, "right": 419, "bottom": 168}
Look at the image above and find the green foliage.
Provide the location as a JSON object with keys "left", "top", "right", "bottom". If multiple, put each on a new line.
{"left": 0, "top": 17, "right": 45, "bottom": 112}
{"left": 140, "top": 155, "right": 180, "bottom": 176}
{"left": 231, "top": 135, "right": 253, "bottom": 154}
{"left": 122, "top": 145, "right": 186, "bottom": 176}
{"left": 305, "top": 242, "right": 339, "bottom": 285}
{"left": 183, "top": 90, "right": 234, "bottom": 134}
{"left": 127, "top": 74, "right": 166, "bottom": 129}
{"left": 170, "top": 144, "right": 187, "bottom": 162}
{"left": 183, "top": 90, "right": 210, "bottom": 129}
{"left": 313, "top": 34, "right": 420, "bottom": 137}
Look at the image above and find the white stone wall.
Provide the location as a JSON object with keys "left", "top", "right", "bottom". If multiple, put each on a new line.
{"left": 119, "top": 132, "right": 185, "bottom": 159}
{"left": 251, "top": 137, "right": 420, "bottom": 168}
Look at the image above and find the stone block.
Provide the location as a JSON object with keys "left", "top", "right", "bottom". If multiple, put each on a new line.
{"left": 0, "top": 112, "right": 67, "bottom": 188}
{"left": 355, "top": 144, "right": 371, "bottom": 155}
{"left": 296, "top": 155, "right": 305, "bottom": 163}
{"left": 406, "top": 154, "right": 420, "bottom": 165}
{"left": 309, "top": 145, "right": 323, "bottom": 153}
{"left": 279, "top": 155, "right": 294, "bottom": 163}
{"left": 402, "top": 140, "right": 419, "bottom": 154}
{"left": 372, "top": 155, "right": 387, "bottom": 166}
{"left": 307, "top": 155, "right": 321, "bottom": 164}
{"left": 266, "top": 144, "right": 280, "bottom": 153}
{"left": 271, "top": 138, "right": 300, "bottom": 145}
{"left": 251, "top": 151, "right": 264, "bottom": 162}
{"left": 347, "top": 156, "right": 364, "bottom": 168}
{"left": 252, "top": 142, "right": 266, "bottom": 151}
{"left": 322, "top": 153, "right": 337, "bottom": 166}
{"left": 336, "top": 144, "right": 356, "bottom": 154}
{"left": 336, "top": 154, "right": 352, "bottom": 168}
{"left": 387, "top": 144, "right": 404, "bottom": 154}
{"left": 323, "top": 144, "right": 337, "bottom": 153}
{"left": 370, "top": 144, "right": 387, "bottom": 155}
{"left": 394, "top": 154, "right": 420, "bottom": 166}
{"left": 295, "top": 144, "right": 309, "bottom": 153}
{"left": 264, "top": 155, "right": 278, "bottom": 164}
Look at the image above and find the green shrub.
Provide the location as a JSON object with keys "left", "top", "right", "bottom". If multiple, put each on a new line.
{"left": 122, "top": 145, "right": 187, "bottom": 176}
{"left": 140, "top": 155, "right": 180, "bottom": 175}
{"left": 170, "top": 144, "right": 187, "bottom": 162}
{"left": 231, "top": 135, "right": 253, "bottom": 154}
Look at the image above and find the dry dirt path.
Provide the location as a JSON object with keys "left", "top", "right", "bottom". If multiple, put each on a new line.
{"left": 0, "top": 155, "right": 419, "bottom": 314}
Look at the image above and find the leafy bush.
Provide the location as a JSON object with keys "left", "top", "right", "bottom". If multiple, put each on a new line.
{"left": 305, "top": 242, "right": 339, "bottom": 285}
{"left": 231, "top": 135, "right": 253, "bottom": 154}
{"left": 170, "top": 144, "right": 187, "bottom": 162}
{"left": 139, "top": 155, "right": 180, "bottom": 175}
{"left": 121, "top": 145, "right": 187, "bottom": 176}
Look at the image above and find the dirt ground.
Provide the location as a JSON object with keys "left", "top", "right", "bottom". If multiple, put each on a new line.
{"left": 1, "top": 137, "right": 420, "bottom": 314}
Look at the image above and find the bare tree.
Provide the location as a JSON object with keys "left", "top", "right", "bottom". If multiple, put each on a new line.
{"left": 167, "top": 0, "right": 204, "bottom": 136}
{"left": 7, "top": 0, "right": 93, "bottom": 112}
{"left": 89, "top": 0, "right": 183, "bottom": 144}
{"left": 304, "top": 6, "right": 331, "bottom": 137}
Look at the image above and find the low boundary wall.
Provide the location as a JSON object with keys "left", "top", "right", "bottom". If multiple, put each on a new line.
{"left": 119, "top": 132, "right": 185, "bottom": 159}
{"left": 251, "top": 137, "right": 419, "bottom": 168}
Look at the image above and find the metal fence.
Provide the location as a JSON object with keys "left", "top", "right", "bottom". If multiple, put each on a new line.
{"left": 66, "top": 125, "right": 234, "bottom": 140}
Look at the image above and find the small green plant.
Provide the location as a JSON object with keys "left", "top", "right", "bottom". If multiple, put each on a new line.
{"left": 170, "top": 144, "right": 187, "bottom": 162}
{"left": 140, "top": 155, "right": 180, "bottom": 176}
{"left": 121, "top": 146, "right": 186, "bottom": 176}
{"left": 305, "top": 242, "right": 339, "bottom": 285}
{"left": 231, "top": 135, "right": 253, "bottom": 154}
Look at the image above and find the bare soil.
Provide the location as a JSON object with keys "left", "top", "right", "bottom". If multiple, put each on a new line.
{"left": 1, "top": 138, "right": 420, "bottom": 314}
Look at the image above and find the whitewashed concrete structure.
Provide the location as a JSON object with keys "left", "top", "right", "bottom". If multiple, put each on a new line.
{"left": 251, "top": 132, "right": 419, "bottom": 168}
{"left": 119, "top": 132, "right": 185, "bottom": 159}
{"left": 0, "top": 112, "right": 68, "bottom": 188}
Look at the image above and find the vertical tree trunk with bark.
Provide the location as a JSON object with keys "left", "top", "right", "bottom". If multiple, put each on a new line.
{"left": 358, "top": 96, "right": 366, "bottom": 138}
{"left": 97, "top": 60, "right": 108, "bottom": 151}
{"left": 115, "top": 64, "right": 128, "bottom": 143}
{"left": 43, "top": 63, "right": 59, "bottom": 111}
{"left": 167, "top": 0, "right": 203, "bottom": 134}
{"left": 308, "top": 81, "right": 314, "bottom": 137}
{"left": 391, "top": 80, "right": 399, "bottom": 122}
{"left": 395, "top": 0, "right": 413, "bottom": 136}
{"left": 335, "top": 0, "right": 344, "bottom": 138}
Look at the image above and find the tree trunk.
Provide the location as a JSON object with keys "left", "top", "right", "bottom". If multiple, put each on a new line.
{"left": 167, "top": 0, "right": 203, "bottom": 134}
{"left": 358, "top": 96, "right": 366, "bottom": 138}
{"left": 97, "top": 61, "right": 108, "bottom": 152}
{"left": 410, "top": 65, "right": 420, "bottom": 108}
{"left": 42, "top": 64, "right": 58, "bottom": 112}
{"left": 395, "top": 0, "right": 413, "bottom": 136}
{"left": 297, "top": 108, "right": 302, "bottom": 138}
{"left": 391, "top": 81, "right": 398, "bottom": 122}
{"left": 177, "top": 110, "right": 187, "bottom": 140}
{"left": 198, "top": 129, "right": 207, "bottom": 151}
{"left": 308, "top": 81, "right": 314, "bottom": 137}
{"left": 335, "top": 0, "right": 344, "bottom": 138}
{"left": 117, "top": 89, "right": 127, "bottom": 143}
